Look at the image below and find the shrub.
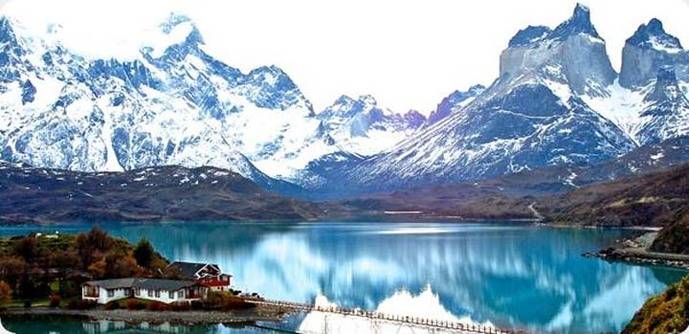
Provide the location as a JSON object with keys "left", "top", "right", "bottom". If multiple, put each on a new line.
{"left": 170, "top": 302, "right": 191, "bottom": 312}
{"left": 0, "top": 281, "right": 12, "bottom": 306}
{"left": 146, "top": 301, "right": 169, "bottom": 311}
{"left": 190, "top": 300, "right": 203, "bottom": 310}
{"left": 202, "top": 291, "right": 253, "bottom": 311}
{"left": 49, "top": 294, "right": 61, "bottom": 308}
{"left": 126, "top": 299, "right": 145, "bottom": 310}
{"left": 104, "top": 301, "right": 120, "bottom": 310}
{"left": 66, "top": 299, "right": 97, "bottom": 310}
{"left": 222, "top": 296, "right": 253, "bottom": 310}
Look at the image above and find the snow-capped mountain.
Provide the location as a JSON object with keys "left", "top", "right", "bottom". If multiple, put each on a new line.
{"left": 2, "top": 5, "right": 689, "bottom": 197}
{"left": 636, "top": 67, "right": 689, "bottom": 144}
{"left": 316, "top": 95, "right": 425, "bottom": 156}
{"left": 1, "top": 15, "right": 271, "bottom": 187}
{"left": 499, "top": 4, "right": 616, "bottom": 98}
{"left": 619, "top": 18, "right": 689, "bottom": 89}
{"left": 326, "top": 4, "right": 638, "bottom": 192}
{"left": 0, "top": 14, "right": 430, "bottom": 191}
{"left": 426, "top": 85, "right": 485, "bottom": 126}
{"left": 584, "top": 18, "right": 689, "bottom": 146}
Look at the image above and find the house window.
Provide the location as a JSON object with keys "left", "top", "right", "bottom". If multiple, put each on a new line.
{"left": 135, "top": 288, "right": 140, "bottom": 296}
{"left": 155, "top": 290, "right": 160, "bottom": 298}
{"left": 178, "top": 290, "right": 185, "bottom": 299}
{"left": 107, "top": 289, "right": 114, "bottom": 297}
{"left": 84, "top": 286, "right": 99, "bottom": 297}
{"left": 169, "top": 291, "right": 174, "bottom": 299}
{"left": 148, "top": 289, "right": 153, "bottom": 297}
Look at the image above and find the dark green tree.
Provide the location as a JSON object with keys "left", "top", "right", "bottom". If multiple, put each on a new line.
{"left": 75, "top": 226, "right": 112, "bottom": 268}
{"left": 133, "top": 238, "right": 154, "bottom": 268}
{"left": 13, "top": 237, "right": 38, "bottom": 263}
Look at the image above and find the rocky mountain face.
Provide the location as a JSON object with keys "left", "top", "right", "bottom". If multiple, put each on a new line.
{"left": 340, "top": 136, "right": 689, "bottom": 219}
{"left": 323, "top": 4, "right": 642, "bottom": 193}
{"left": 619, "top": 18, "right": 689, "bottom": 89}
{"left": 1, "top": 4, "right": 689, "bottom": 198}
{"left": 0, "top": 14, "right": 419, "bottom": 193}
{"left": 307, "top": 4, "right": 689, "bottom": 195}
{"left": 316, "top": 95, "right": 425, "bottom": 156}
{"left": 426, "top": 85, "right": 485, "bottom": 125}
{"left": 636, "top": 68, "right": 689, "bottom": 144}
{"left": 500, "top": 4, "right": 616, "bottom": 97}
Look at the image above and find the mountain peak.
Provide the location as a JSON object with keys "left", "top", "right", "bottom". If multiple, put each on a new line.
{"left": 142, "top": 13, "right": 207, "bottom": 61}
{"left": 508, "top": 26, "right": 552, "bottom": 47}
{"left": 627, "top": 18, "right": 683, "bottom": 52}
{"left": 645, "top": 67, "right": 686, "bottom": 104}
{"left": 358, "top": 94, "right": 377, "bottom": 107}
{"left": 160, "top": 13, "right": 192, "bottom": 33}
{"left": 550, "top": 3, "right": 600, "bottom": 41}
{"left": 0, "top": 16, "right": 17, "bottom": 44}
{"left": 574, "top": 3, "right": 590, "bottom": 14}
{"left": 333, "top": 95, "right": 357, "bottom": 105}
{"left": 159, "top": 13, "right": 204, "bottom": 47}
{"left": 403, "top": 109, "right": 426, "bottom": 129}
{"left": 427, "top": 85, "right": 486, "bottom": 125}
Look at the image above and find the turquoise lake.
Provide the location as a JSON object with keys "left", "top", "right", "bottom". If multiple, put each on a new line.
{"left": 0, "top": 221, "right": 686, "bottom": 333}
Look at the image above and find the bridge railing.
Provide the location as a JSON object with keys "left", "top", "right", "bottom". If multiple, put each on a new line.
{"left": 246, "top": 299, "right": 518, "bottom": 334}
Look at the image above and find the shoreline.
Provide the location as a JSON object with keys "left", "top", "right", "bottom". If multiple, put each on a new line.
{"left": 0, "top": 305, "right": 294, "bottom": 325}
{"left": 583, "top": 232, "right": 689, "bottom": 271}
{"left": 585, "top": 247, "right": 689, "bottom": 270}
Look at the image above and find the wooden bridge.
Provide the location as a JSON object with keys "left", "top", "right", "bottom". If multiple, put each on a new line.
{"left": 246, "top": 298, "right": 520, "bottom": 334}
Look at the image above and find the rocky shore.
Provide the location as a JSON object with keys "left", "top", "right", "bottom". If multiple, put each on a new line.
{"left": 584, "top": 232, "right": 689, "bottom": 270}
{"left": 1, "top": 304, "right": 293, "bottom": 325}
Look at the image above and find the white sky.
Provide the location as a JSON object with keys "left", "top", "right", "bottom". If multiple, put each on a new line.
{"left": 2, "top": 0, "right": 689, "bottom": 114}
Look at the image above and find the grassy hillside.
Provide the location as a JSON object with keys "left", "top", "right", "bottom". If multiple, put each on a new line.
{"left": 623, "top": 275, "right": 689, "bottom": 334}
{"left": 650, "top": 212, "right": 689, "bottom": 254}
{"left": 0, "top": 163, "right": 328, "bottom": 223}
{"left": 543, "top": 164, "right": 689, "bottom": 227}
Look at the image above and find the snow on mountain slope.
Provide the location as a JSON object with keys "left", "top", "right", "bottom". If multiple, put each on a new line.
{"left": 0, "top": 13, "right": 432, "bottom": 189}
{"left": 0, "top": 14, "right": 341, "bottom": 189}
{"left": 2, "top": 6, "right": 689, "bottom": 196}
{"left": 426, "top": 85, "right": 485, "bottom": 126}
{"left": 326, "top": 4, "right": 638, "bottom": 192}
{"left": 581, "top": 80, "right": 650, "bottom": 145}
{"left": 499, "top": 4, "right": 616, "bottom": 98}
{"left": 619, "top": 18, "right": 689, "bottom": 89}
{"left": 586, "top": 18, "right": 689, "bottom": 146}
{"left": 330, "top": 11, "right": 689, "bottom": 193}
{"left": 636, "top": 68, "right": 689, "bottom": 145}
{"left": 316, "top": 95, "right": 425, "bottom": 156}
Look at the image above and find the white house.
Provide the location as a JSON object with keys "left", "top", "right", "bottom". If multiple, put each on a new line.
{"left": 166, "top": 261, "right": 232, "bottom": 292}
{"left": 82, "top": 278, "right": 206, "bottom": 305}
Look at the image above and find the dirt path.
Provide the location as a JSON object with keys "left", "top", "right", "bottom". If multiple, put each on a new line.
{"left": 528, "top": 202, "right": 545, "bottom": 221}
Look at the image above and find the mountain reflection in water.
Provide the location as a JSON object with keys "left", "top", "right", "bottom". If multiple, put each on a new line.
{"left": 1, "top": 221, "right": 684, "bottom": 333}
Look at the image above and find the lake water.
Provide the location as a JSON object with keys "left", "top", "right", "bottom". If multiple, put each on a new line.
{"left": 0, "top": 221, "right": 686, "bottom": 333}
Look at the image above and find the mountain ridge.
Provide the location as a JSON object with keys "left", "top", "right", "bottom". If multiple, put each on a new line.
{"left": 1, "top": 5, "right": 689, "bottom": 197}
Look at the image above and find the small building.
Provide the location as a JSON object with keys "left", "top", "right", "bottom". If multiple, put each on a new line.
{"left": 166, "top": 261, "right": 232, "bottom": 292}
{"left": 82, "top": 278, "right": 206, "bottom": 305}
